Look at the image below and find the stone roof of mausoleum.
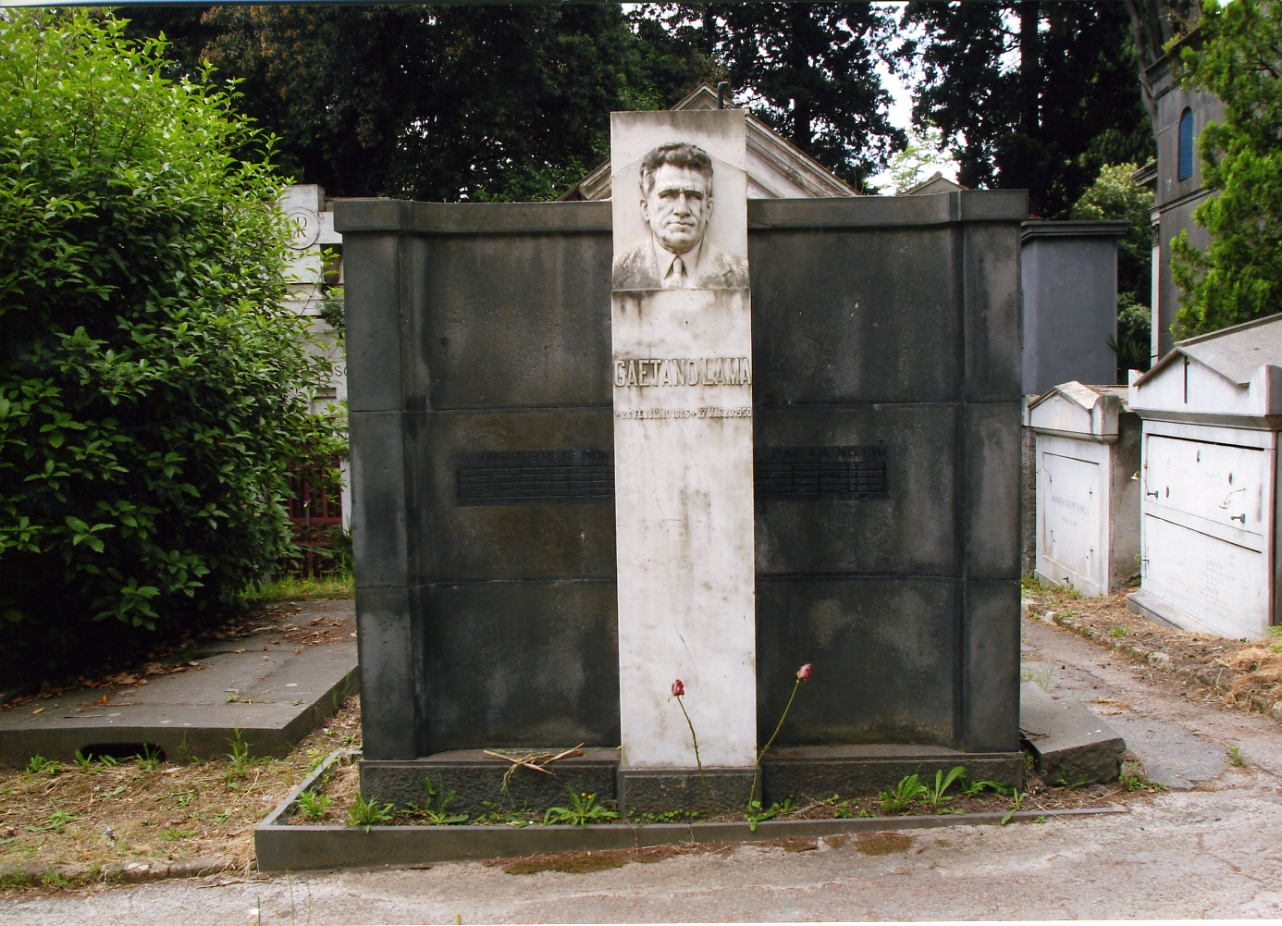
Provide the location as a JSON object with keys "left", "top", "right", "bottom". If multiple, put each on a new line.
{"left": 559, "top": 84, "right": 858, "bottom": 202}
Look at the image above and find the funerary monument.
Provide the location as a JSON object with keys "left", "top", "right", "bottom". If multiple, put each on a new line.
{"left": 337, "top": 107, "right": 1028, "bottom": 813}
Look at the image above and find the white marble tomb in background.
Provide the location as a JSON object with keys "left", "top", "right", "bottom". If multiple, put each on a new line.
{"left": 1127, "top": 313, "right": 1282, "bottom": 640}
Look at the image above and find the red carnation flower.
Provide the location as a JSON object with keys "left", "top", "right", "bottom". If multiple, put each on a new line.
{"left": 671, "top": 679, "right": 685, "bottom": 697}
{"left": 797, "top": 663, "right": 812, "bottom": 681}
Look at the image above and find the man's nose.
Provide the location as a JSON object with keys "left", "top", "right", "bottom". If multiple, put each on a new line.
{"left": 673, "top": 193, "right": 693, "bottom": 214}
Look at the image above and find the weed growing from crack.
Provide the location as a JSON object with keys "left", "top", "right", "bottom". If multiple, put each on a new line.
{"left": 879, "top": 773, "right": 928, "bottom": 814}
{"left": 295, "top": 789, "right": 333, "bottom": 821}
{"left": 404, "top": 776, "right": 468, "bottom": 825}
{"left": 346, "top": 793, "right": 394, "bottom": 830}
{"left": 136, "top": 745, "right": 162, "bottom": 773}
{"left": 1000, "top": 788, "right": 1025, "bottom": 825}
{"left": 922, "top": 765, "right": 967, "bottom": 811}
{"left": 543, "top": 788, "right": 618, "bottom": 827}
{"left": 1119, "top": 774, "right": 1168, "bottom": 792}
{"left": 25, "top": 755, "right": 61, "bottom": 777}
{"left": 744, "top": 797, "right": 793, "bottom": 832}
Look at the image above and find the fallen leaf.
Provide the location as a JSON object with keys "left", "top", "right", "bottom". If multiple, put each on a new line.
{"left": 232, "top": 649, "right": 245, "bottom": 655}
{"left": 32, "top": 707, "right": 44, "bottom": 714}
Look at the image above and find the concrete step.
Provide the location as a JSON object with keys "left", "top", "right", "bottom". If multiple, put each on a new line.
{"left": 1019, "top": 680, "right": 1126, "bottom": 783}
{"left": 0, "top": 600, "right": 358, "bottom": 766}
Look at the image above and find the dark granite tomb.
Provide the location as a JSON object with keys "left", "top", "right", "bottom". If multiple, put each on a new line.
{"left": 335, "top": 191, "right": 1027, "bottom": 811}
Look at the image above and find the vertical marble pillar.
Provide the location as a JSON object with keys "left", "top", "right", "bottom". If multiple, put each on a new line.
{"left": 610, "top": 111, "right": 756, "bottom": 770}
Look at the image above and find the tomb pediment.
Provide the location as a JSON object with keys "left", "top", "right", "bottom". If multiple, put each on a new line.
{"left": 1028, "top": 382, "right": 1125, "bottom": 442}
{"left": 1130, "top": 312, "right": 1282, "bottom": 423}
{"left": 559, "top": 85, "right": 857, "bottom": 202}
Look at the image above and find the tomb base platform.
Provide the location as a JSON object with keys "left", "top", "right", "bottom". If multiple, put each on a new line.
{"left": 617, "top": 767, "right": 759, "bottom": 816}
{"left": 360, "top": 749, "right": 620, "bottom": 817}
{"left": 760, "top": 745, "right": 1025, "bottom": 803}
{"left": 361, "top": 745, "right": 1024, "bottom": 815}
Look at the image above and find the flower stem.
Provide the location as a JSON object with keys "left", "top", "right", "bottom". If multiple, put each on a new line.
{"left": 749, "top": 677, "right": 802, "bottom": 809}
{"left": 676, "top": 695, "right": 712, "bottom": 819}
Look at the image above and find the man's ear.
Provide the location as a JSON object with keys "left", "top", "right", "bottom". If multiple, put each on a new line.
{"left": 639, "top": 197, "right": 650, "bottom": 225}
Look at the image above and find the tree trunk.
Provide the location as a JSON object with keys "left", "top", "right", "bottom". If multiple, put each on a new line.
{"left": 786, "top": 4, "right": 812, "bottom": 151}
{"left": 1020, "top": 0, "right": 1040, "bottom": 141}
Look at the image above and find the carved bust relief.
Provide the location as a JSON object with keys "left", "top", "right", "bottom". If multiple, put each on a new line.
{"left": 612, "top": 142, "right": 748, "bottom": 291}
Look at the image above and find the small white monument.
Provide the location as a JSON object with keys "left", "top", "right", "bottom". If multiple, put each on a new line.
{"left": 1028, "top": 382, "right": 1140, "bottom": 596}
{"left": 610, "top": 110, "right": 757, "bottom": 774}
{"left": 1128, "top": 313, "right": 1282, "bottom": 639}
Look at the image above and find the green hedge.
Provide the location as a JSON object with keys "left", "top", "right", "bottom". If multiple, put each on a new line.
{"left": 0, "top": 11, "right": 343, "bottom": 682}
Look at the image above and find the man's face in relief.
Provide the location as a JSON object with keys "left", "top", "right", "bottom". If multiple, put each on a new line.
{"left": 641, "top": 164, "right": 712, "bottom": 256}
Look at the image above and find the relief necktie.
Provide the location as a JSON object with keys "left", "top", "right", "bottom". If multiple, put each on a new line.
{"left": 667, "top": 256, "right": 687, "bottom": 289}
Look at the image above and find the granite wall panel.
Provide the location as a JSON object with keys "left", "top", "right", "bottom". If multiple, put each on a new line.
{"left": 336, "top": 191, "right": 1026, "bottom": 762}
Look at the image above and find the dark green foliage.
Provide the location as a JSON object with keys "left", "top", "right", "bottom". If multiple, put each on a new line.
{"left": 901, "top": 1, "right": 1154, "bottom": 217}
{"left": 0, "top": 12, "right": 342, "bottom": 681}
{"left": 1114, "top": 296, "right": 1154, "bottom": 377}
{"left": 1071, "top": 163, "right": 1155, "bottom": 375}
{"left": 650, "top": 3, "right": 905, "bottom": 189}
{"left": 1171, "top": 0, "right": 1282, "bottom": 336}
{"left": 200, "top": 5, "right": 712, "bottom": 201}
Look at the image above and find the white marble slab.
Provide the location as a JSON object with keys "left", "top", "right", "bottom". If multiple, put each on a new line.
{"left": 610, "top": 110, "right": 756, "bottom": 770}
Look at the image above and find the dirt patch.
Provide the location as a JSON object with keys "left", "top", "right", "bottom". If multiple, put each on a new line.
{"left": 0, "top": 696, "right": 361, "bottom": 894}
{"left": 1024, "top": 583, "right": 1282, "bottom": 719}
{"left": 500, "top": 850, "right": 630, "bottom": 875}
{"left": 489, "top": 842, "right": 725, "bottom": 875}
{"left": 775, "top": 836, "right": 819, "bottom": 852}
{"left": 856, "top": 832, "right": 912, "bottom": 856}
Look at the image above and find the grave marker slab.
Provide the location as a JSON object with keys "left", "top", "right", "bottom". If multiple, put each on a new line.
{"left": 610, "top": 111, "right": 756, "bottom": 773}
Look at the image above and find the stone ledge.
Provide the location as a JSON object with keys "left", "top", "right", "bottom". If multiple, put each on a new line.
{"left": 1019, "top": 682, "right": 1124, "bottom": 783}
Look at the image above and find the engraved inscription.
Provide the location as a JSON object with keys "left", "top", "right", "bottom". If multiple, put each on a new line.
{"left": 456, "top": 450, "right": 613, "bottom": 506}
{"left": 616, "top": 407, "right": 751, "bottom": 420}
{"left": 614, "top": 358, "right": 751, "bottom": 387}
{"left": 755, "top": 445, "right": 889, "bottom": 499}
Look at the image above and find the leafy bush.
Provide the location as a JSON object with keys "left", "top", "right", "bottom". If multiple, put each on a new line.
{"left": 1172, "top": 0, "right": 1282, "bottom": 336}
{"left": 0, "top": 11, "right": 343, "bottom": 682}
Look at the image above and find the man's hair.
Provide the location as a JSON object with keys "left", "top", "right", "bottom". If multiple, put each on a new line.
{"left": 639, "top": 142, "right": 714, "bottom": 198}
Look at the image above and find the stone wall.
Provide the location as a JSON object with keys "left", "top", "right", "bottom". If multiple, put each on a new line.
{"left": 337, "top": 190, "right": 1027, "bottom": 769}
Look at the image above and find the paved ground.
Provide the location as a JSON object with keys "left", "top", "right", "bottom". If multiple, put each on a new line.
{"left": 0, "top": 600, "right": 357, "bottom": 765}
{"left": 6, "top": 612, "right": 1282, "bottom": 923}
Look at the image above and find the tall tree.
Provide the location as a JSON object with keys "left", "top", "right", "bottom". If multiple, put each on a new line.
{"left": 197, "top": 5, "right": 711, "bottom": 201}
{"left": 1122, "top": 0, "right": 1201, "bottom": 129}
{"left": 901, "top": 1, "right": 1153, "bottom": 217}
{"left": 643, "top": 3, "right": 904, "bottom": 190}
{"left": 1171, "top": 0, "right": 1282, "bottom": 336}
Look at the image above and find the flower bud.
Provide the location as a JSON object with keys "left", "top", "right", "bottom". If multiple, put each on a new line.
{"left": 797, "top": 663, "right": 812, "bottom": 681}
{"left": 671, "top": 679, "right": 685, "bottom": 697}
